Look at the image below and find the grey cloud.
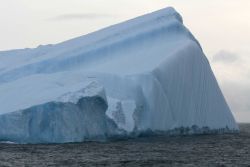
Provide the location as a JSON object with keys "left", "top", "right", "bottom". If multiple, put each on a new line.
{"left": 48, "top": 13, "right": 113, "bottom": 21}
{"left": 212, "top": 50, "right": 239, "bottom": 63}
{"left": 212, "top": 50, "right": 250, "bottom": 122}
{"left": 220, "top": 80, "right": 250, "bottom": 114}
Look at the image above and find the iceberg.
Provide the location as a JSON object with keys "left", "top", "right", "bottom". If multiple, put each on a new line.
{"left": 0, "top": 7, "right": 238, "bottom": 143}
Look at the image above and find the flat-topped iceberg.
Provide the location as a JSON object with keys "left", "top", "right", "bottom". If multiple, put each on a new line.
{"left": 0, "top": 7, "right": 238, "bottom": 143}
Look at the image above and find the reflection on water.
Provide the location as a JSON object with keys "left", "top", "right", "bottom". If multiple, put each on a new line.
{"left": 0, "top": 124, "right": 249, "bottom": 166}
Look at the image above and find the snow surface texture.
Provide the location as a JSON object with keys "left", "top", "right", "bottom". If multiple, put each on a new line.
{"left": 0, "top": 7, "right": 238, "bottom": 143}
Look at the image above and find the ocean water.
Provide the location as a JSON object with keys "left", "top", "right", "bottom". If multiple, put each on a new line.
{"left": 0, "top": 124, "right": 249, "bottom": 167}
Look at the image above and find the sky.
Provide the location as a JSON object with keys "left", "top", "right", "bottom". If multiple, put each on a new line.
{"left": 0, "top": 0, "right": 249, "bottom": 122}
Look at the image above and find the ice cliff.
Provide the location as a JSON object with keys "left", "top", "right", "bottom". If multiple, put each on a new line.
{"left": 0, "top": 7, "right": 238, "bottom": 143}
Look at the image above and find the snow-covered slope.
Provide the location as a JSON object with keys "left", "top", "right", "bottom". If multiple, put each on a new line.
{"left": 0, "top": 7, "right": 238, "bottom": 143}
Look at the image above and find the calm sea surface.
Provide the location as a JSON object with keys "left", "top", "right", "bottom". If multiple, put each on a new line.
{"left": 0, "top": 124, "right": 249, "bottom": 167}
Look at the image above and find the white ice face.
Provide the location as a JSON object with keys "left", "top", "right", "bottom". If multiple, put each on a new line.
{"left": 0, "top": 7, "right": 238, "bottom": 143}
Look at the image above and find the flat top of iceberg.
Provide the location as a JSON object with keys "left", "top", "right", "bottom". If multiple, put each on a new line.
{"left": 0, "top": 7, "right": 199, "bottom": 77}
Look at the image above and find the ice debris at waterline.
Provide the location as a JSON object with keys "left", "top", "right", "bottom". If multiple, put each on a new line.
{"left": 0, "top": 7, "right": 238, "bottom": 143}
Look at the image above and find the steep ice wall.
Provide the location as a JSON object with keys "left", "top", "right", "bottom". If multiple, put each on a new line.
{"left": 0, "top": 7, "right": 238, "bottom": 143}
{"left": 0, "top": 80, "right": 121, "bottom": 143}
{"left": 0, "top": 96, "right": 118, "bottom": 143}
